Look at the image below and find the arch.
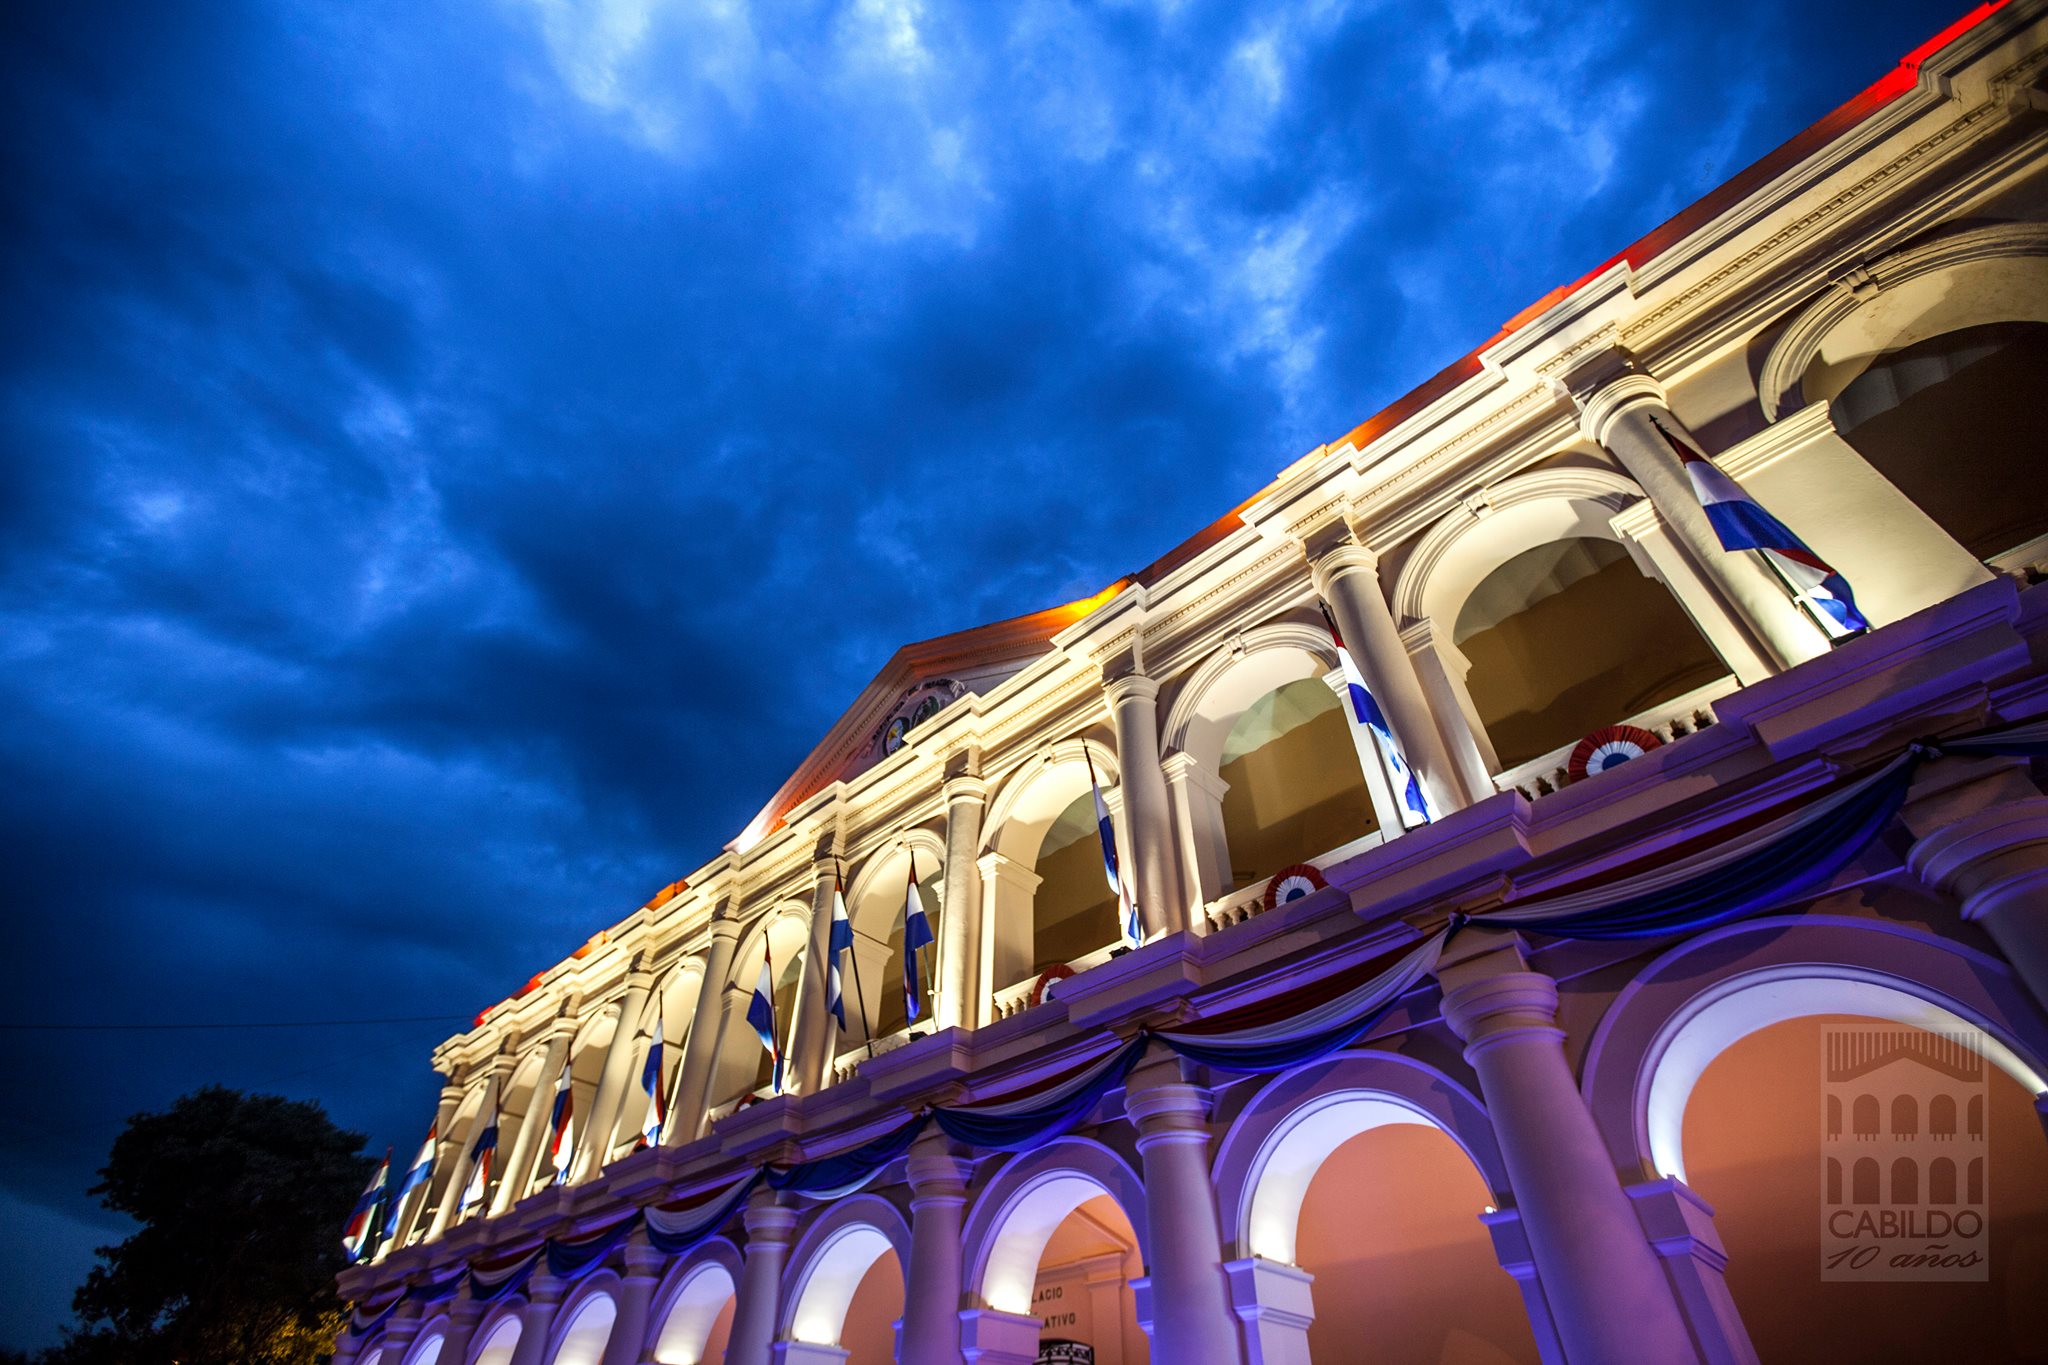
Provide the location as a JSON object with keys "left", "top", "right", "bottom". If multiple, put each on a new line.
{"left": 1930, "top": 1157, "right": 1958, "bottom": 1205}
{"left": 1210, "top": 1048, "right": 1508, "bottom": 1265}
{"left": 1930, "top": 1093, "right": 1958, "bottom": 1137}
{"left": 611, "top": 959, "right": 707, "bottom": 1157}
{"left": 358, "top": 1346, "right": 386, "bottom": 1365}
{"left": 468, "top": 1305, "right": 523, "bottom": 1365}
{"left": 1391, "top": 466, "right": 1645, "bottom": 628}
{"left": 778, "top": 1194, "right": 910, "bottom": 1349}
{"left": 710, "top": 904, "right": 811, "bottom": 1107}
{"left": 1892, "top": 1156, "right": 1919, "bottom": 1205}
{"left": 1890, "top": 1093, "right": 1918, "bottom": 1136}
{"left": 1852, "top": 1157, "right": 1880, "bottom": 1204}
{"left": 1161, "top": 621, "right": 1339, "bottom": 774}
{"left": 980, "top": 739, "right": 1127, "bottom": 990}
{"left": 400, "top": 1318, "right": 450, "bottom": 1365}
{"left": 1758, "top": 221, "right": 2048, "bottom": 421}
{"left": 1581, "top": 916, "right": 2048, "bottom": 1183}
{"left": 648, "top": 1239, "right": 742, "bottom": 1364}
{"left": 982, "top": 738, "right": 1122, "bottom": 865}
{"left": 546, "top": 1275, "right": 620, "bottom": 1365}
{"left": 841, "top": 830, "right": 949, "bottom": 1044}
{"left": 1851, "top": 1094, "right": 1879, "bottom": 1137}
{"left": 962, "top": 1137, "right": 1149, "bottom": 1318}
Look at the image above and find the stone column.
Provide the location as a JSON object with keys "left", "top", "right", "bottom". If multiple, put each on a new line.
{"left": 391, "top": 1077, "right": 465, "bottom": 1248}
{"left": 573, "top": 965, "right": 656, "bottom": 1181}
{"left": 726, "top": 1187, "right": 799, "bottom": 1365}
{"left": 1318, "top": 669, "right": 1408, "bottom": 840}
{"left": 1480, "top": 1208, "right": 1565, "bottom": 1365}
{"left": 438, "top": 1295, "right": 487, "bottom": 1365}
{"left": 977, "top": 851, "right": 1040, "bottom": 1007}
{"left": 374, "top": 1303, "right": 424, "bottom": 1365}
{"left": 1222, "top": 1257, "right": 1314, "bottom": 1365}
{"left": 506, "top": 1274, "right": 566, "bottom": 1365}
{"left": 493, "top": 1022, "right": 576, "bottom": 1215}
{"left": 1104, "top": 672, "right": 1187, "bottom": 938}
{"left": 1435, "top": 931, "right": 1694, "bottom": 1365}
{"left": 426, "top": 1064, "right": 504, "bottom": 1242}
{"left": 1123, "top": 1050, "right": 1243, "bottom": 1365}
{"left": 1162, "top": 750, "right": 1232, "bottom": 909}
{"left": 790, "top": 859, "right": 843, "bottom": 1096}
{"left": 1627, "top": 1178, "right": 1760, "bottom": 1365}
{"left": 1400, "top": 617, "right": 1498, "bottom": 795}
{"left": 600, "top": 1238, "right": 668, "bottom": 1365}
{"left": 1564, "top": 351, "right": 1828, "bottom": 672}
{"left": 901, "top": 1128, "right": 973, "bottom": 1365}
{"left": 938, "top": 771, "right": 989, "bottom": 1031}
{"left": 669, "top": 910, "right": 743, "bottom": 1146}
{"left": 1908, "top": 794, "right": 2048, "bottom": 1014}
{"left": 1309, "top": 538, "right": 1479, "bottom": 814}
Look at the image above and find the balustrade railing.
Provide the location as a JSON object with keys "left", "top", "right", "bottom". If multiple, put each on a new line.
{"left": 1490, "top": 674, "right": 1738, "bottom": 801}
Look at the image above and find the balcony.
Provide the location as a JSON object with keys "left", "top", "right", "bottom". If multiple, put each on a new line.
{"left": 1489, "top": 675, "right": 1738, "bottom": 802}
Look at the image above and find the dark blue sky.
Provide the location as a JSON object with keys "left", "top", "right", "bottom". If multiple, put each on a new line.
{"left": 0, "top": 0, "right": 1962, "bottom": 1347}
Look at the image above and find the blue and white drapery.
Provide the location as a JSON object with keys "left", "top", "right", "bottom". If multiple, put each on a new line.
{"left": 638, "top": 1001, "right": 666, "bottom": 1148}
{"left": 1657, "top": 416, "right": 1868, "bottom": 637}
{"left": 1085, "top": 750, "right": 1141, "bottom": 947}
{"left": 748, "top": 956, "right": 783, "bottom": 1093}
{"left": 903, "top": 855, "right": 936, "bottom": 1023}
{"left": 933, "top": 1035, "right": 1152, "bottom": 1152}
{"left": 644, "top": 1172, "right": 764, "bottom": 1256}
{"left": 1320, "top": 602, "right": 1431, "bottom": 826}
{"left": 826, "top": 876, "right": 854, "bottom": 1029}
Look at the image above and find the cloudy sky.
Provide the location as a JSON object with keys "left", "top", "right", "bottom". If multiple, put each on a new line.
{"left": 0, "top": 0, "right": 1963, "bottom": 1347}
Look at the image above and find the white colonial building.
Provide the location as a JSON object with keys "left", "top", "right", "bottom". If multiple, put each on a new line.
{"left": 337, "top": 6, "right": 2048, "bottom": 1364}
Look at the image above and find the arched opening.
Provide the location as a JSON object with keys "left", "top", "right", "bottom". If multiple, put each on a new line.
{"left": 841, "top": 842, "right": 946, "bottom": 1052}
{"left": 1216, "top": 678, "right": 1376, "bottom": 890}
{"left": 485, "top": 1053, "right": 547, "bottom": 1207}
{"left": 1820, "top": 319, "right": 2048, "bottom": 566}
{"left": 982, "top": 747, "right": 1126, "bottom": 996}
{"left": 1028, "top": 790, "right": 1121, "bottom": 977}
{"left": 1681, "top": 1013, "right": 2048, "bottom": 1361}
{"left": 549, "top": 1290, "right": 617, "bottom": 1365}
{"left": 650, "top": 1261, "right": 735, "bottom": 1364}
{"left": 1240, "top": 1090, "right": 1537, "bottom": 1364}
{"left": 976, "top": 1171, "right": 1147, "bottom": 1365}
{"left": 709, "top": 912, "right": 808, "bottom": 1112}
{"left": 1455, "top": 537, "right": 1726, "bottom": 770}
{"left": 471, "top": 1314, "right": 521, "bottom": 1365}
{"left": 784, "top": 1214, "right": 906, "bottom": 1363}
{"left": 611, "top": 965, "right": 704, "bottom": 1158}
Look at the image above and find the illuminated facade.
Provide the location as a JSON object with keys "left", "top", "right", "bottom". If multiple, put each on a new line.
{"left": 336, "top": 7, "right": 2048, "bottom": 1364}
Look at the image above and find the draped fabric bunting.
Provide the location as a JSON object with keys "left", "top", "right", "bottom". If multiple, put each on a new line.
{"left": 349, "top": 720, "right": 2048, "bottom": 1324}
{"left": 465, "top": 1247, "right": 542, "bottom": 1301}
{"left": 769, "top": 1114, "right": 930, "bottom": 1197}
{"left": 1155, "top": 935, "right": 1446, "bottom": 1073}
{"left": 546, "top": 1214, "right": 639, "bottom": 1280}
{"left": 934, "top": 1035, "right": 1151, "bottom": 1152}
{"left": 645, "top": 1173, "right": 764, "bottom": 1256}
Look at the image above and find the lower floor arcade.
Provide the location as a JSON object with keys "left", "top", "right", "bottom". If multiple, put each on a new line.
{"left": 344, "top": 896, "right": 2048, "bottom": 1365}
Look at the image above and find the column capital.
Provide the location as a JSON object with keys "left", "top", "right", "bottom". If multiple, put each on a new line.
{"left": 1103, "top": 670, "right": 1160, "bottom": 707}
{"left": 1439, "top": 970, "right": 1564, "bottom": 1057}
{"left": 622, "top": 1238, "right": 669, "bottom": 1280}
{"left": 1305, "top": 536, "right": 1381, "bottom": 594}
{"left": 976, "top": 849, "right": 1042, "bottom": 896}
{"left": 1160, "top": 749, "right": 1230, "bottom": 802}
{"left": 1124, "top": 1054, "right": 1212, "bottom": 1147}
{"left": 942, "top": 772, "right": 990, "bottom": 805}
{"left": 525, "top": 1272, "right": 567, "bottom": 1306}
{"left": 1556, "top": 345, "right": 1669, "bottom": 445}
{"left": 742, "top": 1187, "right": 799, "bottom": 1244}
{"left": 906, "top": 1128, "right": 973, "bottom": 1204}
{"left": 1908, "top": 797, "right": 2048, "bottom": 921}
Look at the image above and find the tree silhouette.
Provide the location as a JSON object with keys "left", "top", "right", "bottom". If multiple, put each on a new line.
{"left": 41, "top": 1086, "right": 371, "bottom": 1365}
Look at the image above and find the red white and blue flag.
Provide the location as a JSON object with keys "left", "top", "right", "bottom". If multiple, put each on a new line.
{"left": 1320, "top": 602, "right": 1432, "bottom": 825}
{"left": 902, "top": 854, "right": 936, "bottom": 1022}
{"left": 457, "top": 1082, "right": 499, "bottom": 1219}
{"left": 748, "top": 954, "right": 783, "bottom": 1092}
{"left": 1655, "top": 417, "right": 1868, "bottom": 638}
{"left": 826, "top": 873, "right": 854, "bottom": 1030}
{"left": 1085, "top": 750, "right": 1140, "bottom": 945}
{"left": 383, "top": 1122, "right": 436, "bottom": 1241}
{"left": 342, "top": 1148, "right": 389, "bottom": 1263}
{"left": 545, "top": 1057, "right": 575, "bottom": 1185}
{"left": 638, "top": 1003, "right": 666, "bottom": 1148}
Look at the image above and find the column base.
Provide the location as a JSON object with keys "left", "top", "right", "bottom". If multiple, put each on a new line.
{"left": 959, "top": 1307, "right": 1043, "bottom": 1365}
{"left": 773, "top": 1341, "right": 850, "bottom": 1364}
{"left": 1223, "top": 1257, "right": 1315, "bottom": 1365}
{"left": 1627, "top": 1177, "right": 1759, "bottom": 1365}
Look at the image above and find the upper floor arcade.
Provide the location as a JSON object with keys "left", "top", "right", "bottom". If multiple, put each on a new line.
{"left": 363, "top": 0, "right": 2048, "bottom": 1265}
